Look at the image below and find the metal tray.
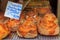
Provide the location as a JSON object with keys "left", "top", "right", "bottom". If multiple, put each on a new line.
{"left": 4, "top": 33, "right": 60, "bottom": 40}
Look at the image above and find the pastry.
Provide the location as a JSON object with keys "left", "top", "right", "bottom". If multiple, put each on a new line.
{"left": 17, "top": 11, "right": 37, "bottom": 38}
{"left": 7, "top": 19, "right": 20, "bottom": 31}
{"left": 0, "top": 23, "right": 10, "bottom": 39}
{"left": 38, "top": 13, "right": 59, "bottom": 35}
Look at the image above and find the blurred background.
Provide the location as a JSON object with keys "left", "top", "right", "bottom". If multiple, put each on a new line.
{"left": 0, "top": 0, "right": 58, "bottom": 16}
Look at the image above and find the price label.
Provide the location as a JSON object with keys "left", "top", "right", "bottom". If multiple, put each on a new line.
{"left": 4, "top": 1, "right": 22, "bottom": 20}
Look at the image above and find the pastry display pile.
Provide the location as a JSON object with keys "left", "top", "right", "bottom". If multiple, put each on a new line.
{"left": 0, "top": 0, "right": 59, "bottom": 40}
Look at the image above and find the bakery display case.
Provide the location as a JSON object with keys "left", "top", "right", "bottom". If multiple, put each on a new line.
{"left": 0, "top": 0, "right": 60, "bottom": 40}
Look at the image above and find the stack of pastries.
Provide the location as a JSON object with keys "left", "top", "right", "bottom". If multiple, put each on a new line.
{"left": 17, "top": 10, "right": 38, "bottom": 38}
{"left": 0, "top": 2, "right": 59, "bottom": 39}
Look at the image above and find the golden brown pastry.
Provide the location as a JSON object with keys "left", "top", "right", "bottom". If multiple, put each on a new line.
{"left": 26, "top": 8, "right": 40, "bottom": 23}
{"left": 38, "top": 13, "right": 59, "bottom": 36}
{"left": 17, "top": 11, "right": 37, "bottom": 38}
{"left": 0, "top": 23, "right": 10, "bottom": 39}
{"left": 7, "top": 19, "right": 20, "bottom": 31}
